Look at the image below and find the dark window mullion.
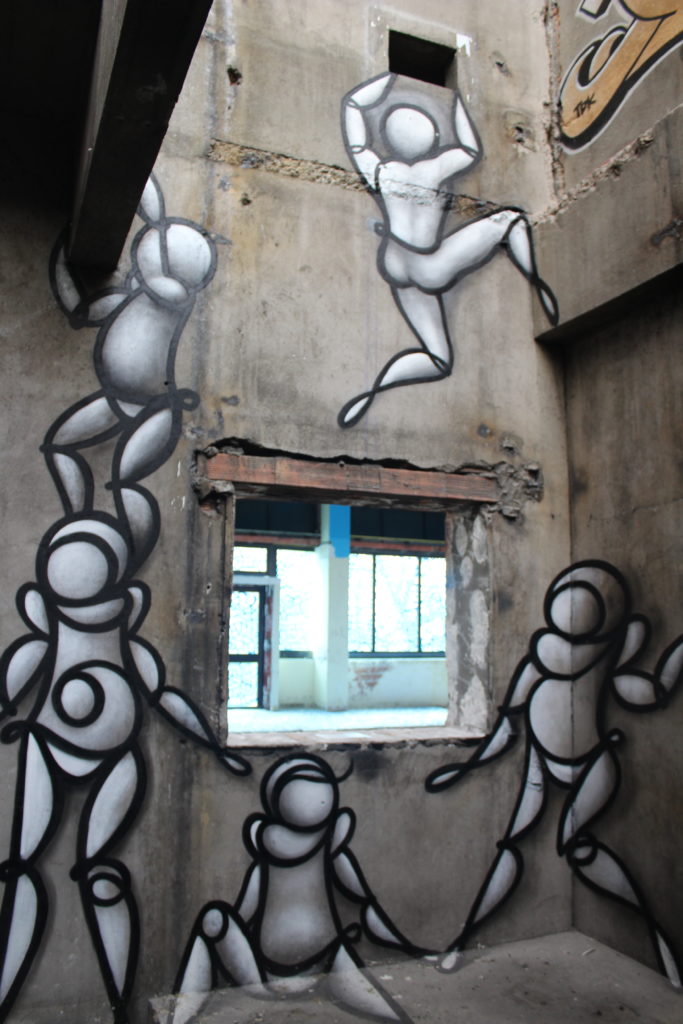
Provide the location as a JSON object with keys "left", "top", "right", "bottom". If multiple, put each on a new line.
{"left": 257, "top": 586, "right": 266, "bottom": 707}
{"left": 371, "top": 554, "right": 377, "bottom": 654}
{"left": 417, "top": 556, "right": 423, "bottom": 653}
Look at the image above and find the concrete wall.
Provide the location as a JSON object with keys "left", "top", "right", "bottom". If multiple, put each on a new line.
{"left": 544, "top": 0, "right": 683, "bottom": 978}
{"left": 0, "top": 1, "right": 680, "bottom": 1021}
{"left": 564, "top": 286, "right": 683, "bottom": 970}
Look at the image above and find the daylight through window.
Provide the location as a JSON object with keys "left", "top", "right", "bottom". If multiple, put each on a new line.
{"left": 227, "top": 499, "right": 449, "bottom": 729}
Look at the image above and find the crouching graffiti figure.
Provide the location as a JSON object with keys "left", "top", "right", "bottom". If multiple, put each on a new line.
{"left": 426, "top": 561, "right": 683, "bottom": 985}
{"left": 0, "top": 176, "right": 250, "bottom": 1024}
{"left": 337, "top": 73, "right": 558, "bottom": 428}
{"left": 173, "top": 755, "right": 429, "bottom": 1023}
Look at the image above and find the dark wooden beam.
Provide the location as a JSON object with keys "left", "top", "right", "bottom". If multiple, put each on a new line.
{"left": 68, "top": 0, "right": 213, "bottom": 271}
{"left": 200, "top": 453, "right": 498, "bottom": 508}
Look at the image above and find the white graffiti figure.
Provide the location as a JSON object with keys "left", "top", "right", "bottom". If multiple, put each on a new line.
{"left": 338, "top": 73, "right": 558, "bottom": 428}
{"left": 44, "top": 175, "right": 216, "bottom": 568}
{"left": 426, "top": 561, "right": 683, "bottom": 985}
{"left": 0, "top": 177, "right": 250, "bottom": 1024}
{"left": 173, "top": 755, "right": 427, "bottom": 1023}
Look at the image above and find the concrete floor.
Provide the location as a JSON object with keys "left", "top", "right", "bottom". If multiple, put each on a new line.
{"left": 150, "top": 931, "right": 682, "bottom": 1023}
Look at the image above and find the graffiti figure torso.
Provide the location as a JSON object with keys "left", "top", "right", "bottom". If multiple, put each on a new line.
{"left": 173, "top": 754, "right": 428, "bottom": 1023}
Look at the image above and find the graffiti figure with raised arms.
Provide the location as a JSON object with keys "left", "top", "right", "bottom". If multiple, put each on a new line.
{"left": 173, "top": 754, "right": 428, "bottom": 1023}
{"left": 338, "top": 72, "right": 558, "bottom": 428}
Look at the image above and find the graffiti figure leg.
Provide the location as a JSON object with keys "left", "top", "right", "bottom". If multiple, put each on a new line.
{"left": 339, "top": 209, "right": 558, "bottom": 427}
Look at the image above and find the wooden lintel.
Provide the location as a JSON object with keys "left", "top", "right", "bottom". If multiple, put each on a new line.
{"left": 201, "top": 453, "right": 498, "bottom": 507}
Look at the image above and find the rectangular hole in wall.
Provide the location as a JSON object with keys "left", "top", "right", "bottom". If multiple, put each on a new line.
{"left": 200, "top": 449, "right": 497, "bottom": 739}
{"left": 228, "top": 498, "right": 450, "bottom": 733}
{"left": 388, "top": 30, "right": 455, "bottom": 87}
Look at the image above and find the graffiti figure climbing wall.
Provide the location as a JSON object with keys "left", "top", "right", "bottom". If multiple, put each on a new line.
{"left": 337, "top": 72, "right": 558, "bottom": 428}
{"left": 0, "top": 176, "right": 250, "bottom": 1024}
{"left": 560, "top": 1, "right": 683, "bottom": 149}
{"left": 426, "top": 561, "right": 683, "bottom": 986}
{"left": 173, "top": 754, "right": 428, "bottom": 1023}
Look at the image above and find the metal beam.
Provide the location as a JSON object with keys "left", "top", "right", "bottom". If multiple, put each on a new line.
{"left": 68, "top": 0, "right": 213, "bottom": 271}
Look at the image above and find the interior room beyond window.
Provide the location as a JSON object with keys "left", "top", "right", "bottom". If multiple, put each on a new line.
{"left": 228, "top": 499, "right": 448, "bottom": 729}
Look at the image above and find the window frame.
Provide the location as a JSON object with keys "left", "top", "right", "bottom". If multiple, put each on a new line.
{"left": 199, "top": 450, "right": 497, "bottom": 735}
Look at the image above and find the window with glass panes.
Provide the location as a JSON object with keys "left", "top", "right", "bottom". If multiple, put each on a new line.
{"left": 348, "top": 552, "right": 445, "bottom": 654}
{"left": 228, "top": 500, "right": 446, "bottom": 708}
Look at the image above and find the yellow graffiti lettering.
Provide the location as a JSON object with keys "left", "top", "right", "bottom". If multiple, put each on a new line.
{"left": 560, "top": 0, "right": 683, "bottom": 148}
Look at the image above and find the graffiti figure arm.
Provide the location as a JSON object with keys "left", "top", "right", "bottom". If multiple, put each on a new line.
{"left": 610, "top": 618, "right": 683, "bottom": 711}
{"left": 422, "top": 90, "right": 482, "bottom": 184}
{"left": 125, "top": 603, "right": 250, "bottom": 776}
{"left": 342, "top": 73, "right": 395, "bottom": 188}
{"left": 425, "top": 656, "right": 540, "bottom": 792}
{"left": 425, "top": 713, "right": 519, "bottom": 792}
{"left": 51, "top": 240, "right": 129, "bottom": 329}
{"left": 0, "top": 586, "right": 52, "bottom": 719}
{"left": 330, "top": 808, "right": 432, "bottom": 956}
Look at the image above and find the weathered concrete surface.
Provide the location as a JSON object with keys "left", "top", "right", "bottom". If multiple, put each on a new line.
{"left": 211, "top": 0, "right": 554, "bottom": 211}
{"left": 2, "top": 1, "right": 681, "bottom": 1022}
{"left": 565, "top": 284, "right": 683, "bottom": 971}
{"left": 534, "top": 103, "right": 683, "bottom": 339}
{"left": 149, "top": 931, "right": 683, "bottom": 1023}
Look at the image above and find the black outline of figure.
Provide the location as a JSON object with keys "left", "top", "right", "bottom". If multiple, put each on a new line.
{"left": 425, "top": 561, "right": 683, "bottom": 985}
{"left": 173, "top": 754, "right": 431, "bottom": 1024}
{"left": 559, "top": 1, "right": 683, "bottom": 151}
{"left": 337, "top": 73, "right": 558, "bottom": 428}
{"left": 0, "top": 176, "right": 251, "bottom": 1024}
{"left": 44, "top": 175, "right": 216, "bottom": 570}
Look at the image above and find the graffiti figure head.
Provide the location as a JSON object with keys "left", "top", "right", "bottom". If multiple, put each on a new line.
{"left": 261, "top": 755, "right": 350, "bottom": 831}
{"left": 132, "top": 177, "right": 217, "bottom": 306}
{"left": 382, "top": 105, "right": 440, "bottom": 161}
{"left": 37, "top": 514, "right": 131, "bottom": 606}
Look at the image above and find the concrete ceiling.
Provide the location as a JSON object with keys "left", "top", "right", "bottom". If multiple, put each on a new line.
{"left": 0, "top": 0, "right": 212, "bottom": 271}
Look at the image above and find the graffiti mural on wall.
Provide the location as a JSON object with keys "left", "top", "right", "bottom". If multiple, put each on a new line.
{"left": 172, "top": 754, "right": 428, "bottom": 1023}
{"left": 426, "top": 561, "right": 683, "bottom": 986}
{"left": 0, "top": 176, "right": 250, "bottom": 1024}
{"left": 337, "top": 73, "right": 558, "bottom": 428}
{"left": 560, "top": 1, "right": 683, "bottom": 149}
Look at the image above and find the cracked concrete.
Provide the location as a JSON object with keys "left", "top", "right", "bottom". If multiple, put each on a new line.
{"left": 209, "top": 139, "right": 501, "bottom": 222}
{"left": 149, "top": 932, "right": 683, "bottom": 1024}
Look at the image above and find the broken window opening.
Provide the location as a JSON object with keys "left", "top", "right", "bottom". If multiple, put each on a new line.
{"left": 227, "top": 500, "right": 449, "bottom": 730}
{"left": 388, "top": 30, "right": 456, "bottom": 88}
{"left": 200, "top": 448, "right": 496, "bottom": 736}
